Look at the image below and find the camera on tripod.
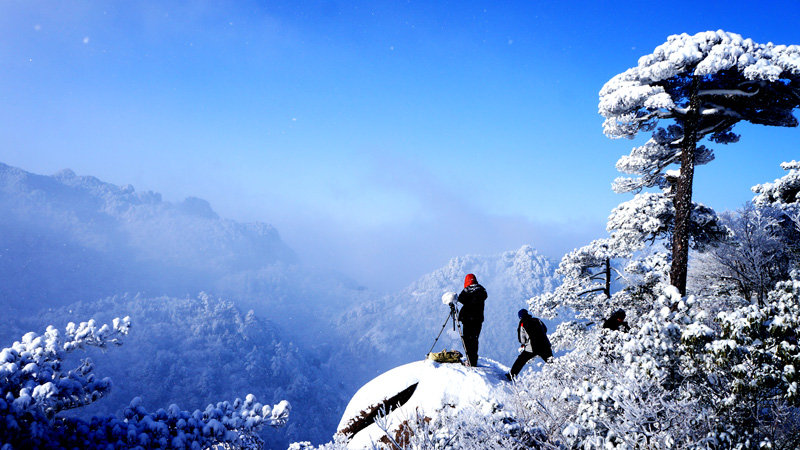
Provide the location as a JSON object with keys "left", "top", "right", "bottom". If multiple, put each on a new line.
{"left": 441, "top": 291, "right": 457, "bottom": 307}
{"left": 426, "top": 291, "right": 469, "bottom": 365}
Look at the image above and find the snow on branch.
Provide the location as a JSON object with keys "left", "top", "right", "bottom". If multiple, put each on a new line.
{"left": 753, "top": 160, "right": 800, "bottom": 209}
{"left": 698, "top": 88, "right": 759, "bottom": 97}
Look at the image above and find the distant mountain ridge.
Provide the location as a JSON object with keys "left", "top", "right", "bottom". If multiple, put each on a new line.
{"left": 0, "top": 162, "right": 296, "bottom": 313}
{"left": 338, "top": 245, "right": 560, "bottom": 372}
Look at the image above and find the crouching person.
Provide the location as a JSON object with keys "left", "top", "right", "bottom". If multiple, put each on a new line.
{"left": 506, "top": 309, "right": 552, "bottom": 381}
{"left": 602, "top": 309, "right": 630, "bottom": 332}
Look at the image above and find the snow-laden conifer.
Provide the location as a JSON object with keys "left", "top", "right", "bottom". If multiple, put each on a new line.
{"left": 753, "top": 160, "right": 800, "bottom": 236}
{"left": 600, "top": 30, "right": 800, "bottom": 294}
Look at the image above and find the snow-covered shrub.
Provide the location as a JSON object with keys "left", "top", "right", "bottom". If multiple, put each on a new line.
{"left": 753, "top": 161, "right": 800, "bottom": 213}
{"left": 0, "top": 318, "right": 290, "bottom": 449}
{"left": 753, "top": 161, "right": 800, "bottom": 265}
{"left": 691, "top": 275, "right": 800, "bottom": 447}
{"left": 523, "top": 281, "right": 800, "bottom": 449}
{"left": 690, "top": 203, "right": 795, "bottom": 303}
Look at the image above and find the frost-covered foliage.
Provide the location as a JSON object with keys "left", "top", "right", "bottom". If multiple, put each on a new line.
{"left": 543, "top": 281, "right": 799, "bottom": 448}
{"left": 693, "top": 276, "right": 800, "bottom": 445}
{"left": 690, "top": 203, "right": 797, "bottom": 303}
{"left": 753, "top": 161, "right": 800, "bottom": 238}
{"left": 1, "top": 317, "right": 131, "bottom": 427}
{"left": 0, "top": 293, "right": 341, "bottom": 449}
{"left": 753, "top": 161, "right": 800, "bottom": 210}
{"left": 532, "top": 237, "right": 625, "bottom": 320}
{"left": 607, "top": 192, "right": 727, "bottom": 252}
{"left": 530, "top": 191, "right": 724, "bottom": 322}
{"left": 0, "top": 318, "right": 290, "bottom": 449}
{"left": 527, "top": 236, "right": 658, "bottom": 323}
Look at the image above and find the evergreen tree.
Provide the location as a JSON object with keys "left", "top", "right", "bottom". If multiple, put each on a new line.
{"left": 599, "top": 30, "right": 800, "bottom": 294}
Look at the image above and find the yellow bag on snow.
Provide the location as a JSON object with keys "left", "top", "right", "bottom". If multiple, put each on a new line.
{"left": 426, "top": 348, "right": 463, "bottom": 363}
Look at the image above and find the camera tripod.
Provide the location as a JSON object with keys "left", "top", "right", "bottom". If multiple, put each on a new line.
{"left": 427, "top": 302, "right": 471, "bottom": 366}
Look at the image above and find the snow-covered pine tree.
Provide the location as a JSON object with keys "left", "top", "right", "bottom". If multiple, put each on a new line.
{"left": 599, "top": 30, "right": 800, "bottom": 295}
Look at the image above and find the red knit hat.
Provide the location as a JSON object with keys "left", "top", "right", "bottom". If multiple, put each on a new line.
{"left": 464, "top": 273, "right": 477, "bottom": 288}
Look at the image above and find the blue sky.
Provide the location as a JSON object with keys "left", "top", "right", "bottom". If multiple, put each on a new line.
{"left": 1, "top": 1, "right": 798, "bottom": 290}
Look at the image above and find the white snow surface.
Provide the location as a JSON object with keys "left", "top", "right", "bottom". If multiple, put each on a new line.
{"left": 338, "top": 358, "right": 510, "bottom": 449}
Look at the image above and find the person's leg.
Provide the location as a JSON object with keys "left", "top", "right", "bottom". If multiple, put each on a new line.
{"left": 461, "top": 321, "right": 480, "bottom": 366}
{"left": 471, "top": 322, "right": 482, "bottom": 366}
{"left": 461, "top": 321, "right": 476, "bottom": 366}
{"left": 509, "top": 351, "right": 535, "bottom": 377}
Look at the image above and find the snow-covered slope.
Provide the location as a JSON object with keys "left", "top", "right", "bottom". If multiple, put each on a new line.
{"left": 337, "top": 358, "right": 511, "bottom": 449}
{"left": 338, "top": 245, "right": 559, "bottom": 375}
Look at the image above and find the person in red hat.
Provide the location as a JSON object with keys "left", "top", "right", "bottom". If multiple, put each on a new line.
{"left": 457, "top": 273, "right": 487, "bottom": 367}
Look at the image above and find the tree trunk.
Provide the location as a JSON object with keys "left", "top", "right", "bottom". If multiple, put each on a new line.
{"left": 604, "top": 257, "right": 611, "bottom": 299}
{"left": 670, "top": 76, "right": 701, "bottom": 295}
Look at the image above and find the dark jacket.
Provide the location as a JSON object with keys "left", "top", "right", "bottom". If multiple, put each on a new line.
{"left": 457, "top": 283, "right": 487, "bottom": 323}
{"left": 602, "top": 310, "right": 630, "bottom": 332}
{"left": 518, "top": 316, "right": 552, "bottom": 356}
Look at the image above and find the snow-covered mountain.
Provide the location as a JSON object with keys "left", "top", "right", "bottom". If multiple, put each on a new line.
{"left": 0, "top": 162, "right": 370, "bottom": 447}
{"left": 0, "top": 162, "right": 371, "bottom": 339}
{"left": 338, "top": 246, "right": 559, "bottom": 376}
{"left": 0, "top": 162, "right": 297, "bottom": 314}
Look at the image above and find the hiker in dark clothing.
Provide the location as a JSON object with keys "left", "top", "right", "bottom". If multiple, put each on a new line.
{"left": 507, "top": 309, "right": 552, "bottom": 380}
{"left": 602, "top": 309, "right": 630, "bottom": 332}
{"left": 457, "top": 273, "right": 487, "bottom": 367}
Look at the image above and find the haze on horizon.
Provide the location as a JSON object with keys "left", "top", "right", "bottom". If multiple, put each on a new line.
{"left": 1, "top": 0, "right": 798, "bottom": 291}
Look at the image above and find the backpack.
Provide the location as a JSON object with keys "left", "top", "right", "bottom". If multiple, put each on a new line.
{"left": 426, "top": 349, "right": 463, "bottom": 364}
{"left": 522, "top": 317, "right": 551, "bottom": 353}
{"left": 522, "top": 316, "right": 546, "bottom": 338}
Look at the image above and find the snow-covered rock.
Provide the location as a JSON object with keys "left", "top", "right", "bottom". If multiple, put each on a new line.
{"left": 337, "top": 358, "right": 511, "bottom": 449}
